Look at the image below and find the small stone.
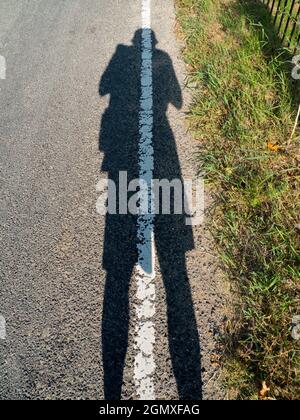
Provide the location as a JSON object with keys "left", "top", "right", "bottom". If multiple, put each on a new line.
{"left": 291, "top": 325, "right": 300, "bottom": 341}
{"left": 291, "top": 316, "right": 300, "bottom": 340}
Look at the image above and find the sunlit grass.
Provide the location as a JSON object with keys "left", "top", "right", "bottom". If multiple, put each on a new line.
{"left": 176, "top": 0, "right": 300, "bottom": 400}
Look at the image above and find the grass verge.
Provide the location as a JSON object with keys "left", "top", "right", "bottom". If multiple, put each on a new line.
{"left": 175, "top": 0, "right": 300, "bottom": 400}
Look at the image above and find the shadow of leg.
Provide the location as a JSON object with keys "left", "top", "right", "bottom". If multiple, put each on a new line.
{"left": 158, "top": 246, "right": 203, "bottom": 400}
{"left": 102, "top": 269, "right": 132, "bottom": 400}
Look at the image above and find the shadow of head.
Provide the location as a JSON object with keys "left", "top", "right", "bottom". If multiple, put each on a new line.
{"left": 131, "top": 28, "right": 158, "bottom": 47}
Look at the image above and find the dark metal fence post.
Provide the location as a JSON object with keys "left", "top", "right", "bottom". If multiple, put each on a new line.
{"left": 261, "top": 0, "right": 300, "bottom": 51}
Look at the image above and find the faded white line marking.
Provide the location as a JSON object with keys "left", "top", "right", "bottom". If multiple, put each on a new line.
{"left": 0, "top": 315, "right": 6, "bottom": 339}
{"left": 134, "top": 0, "right": 156, "bottom": 400}
{"left": 0, "top": 55, "right": 6, "bottom": 79}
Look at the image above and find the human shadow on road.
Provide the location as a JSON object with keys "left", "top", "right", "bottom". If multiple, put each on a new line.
{"left": 99, "top": 29, "right": 202, "bottom": 400}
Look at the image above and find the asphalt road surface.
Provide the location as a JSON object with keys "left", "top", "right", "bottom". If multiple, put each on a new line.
{"left": 0, "top": 0, "right": 227, "bottom": 400}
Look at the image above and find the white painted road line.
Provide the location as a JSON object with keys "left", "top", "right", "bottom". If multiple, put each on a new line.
{"left": 0, "top": 315, "right": 6, "bottom": 339}
{"left": 134, "top": 0, "right": 156, "bottom": 400}
{"left": 0, "top": 55, "right": 6, "bottom": 79}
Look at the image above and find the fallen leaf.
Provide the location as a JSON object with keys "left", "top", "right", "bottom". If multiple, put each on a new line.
{"left": 267, "top": 142, "right": 279, "bottom": 152}
{"left": 225, "top": 167, "right": 233, "bottom": 176}
{"left": 259, "top": 381, "right": 271, "bottom": 399}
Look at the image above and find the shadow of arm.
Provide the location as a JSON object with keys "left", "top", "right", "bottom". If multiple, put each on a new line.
{"left": 169, "top": 58, "right": 183, "bottom": 110}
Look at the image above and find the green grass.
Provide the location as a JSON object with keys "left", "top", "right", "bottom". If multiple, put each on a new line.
{"left": 176, "top": 0, "right": 300, "bottom": 400}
